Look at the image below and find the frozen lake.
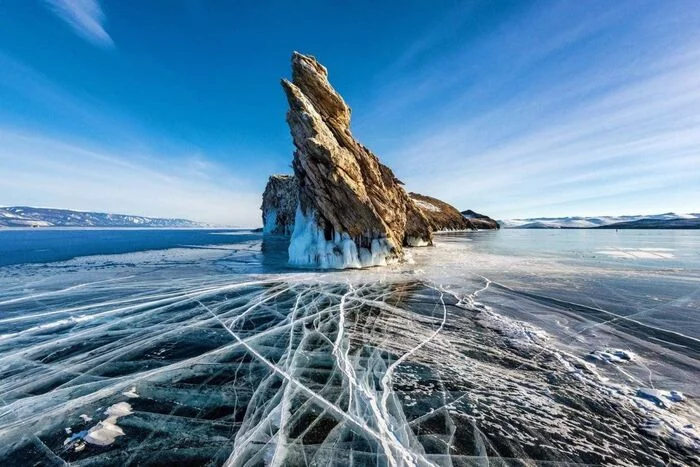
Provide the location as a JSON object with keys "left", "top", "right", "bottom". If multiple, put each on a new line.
{"left": 0, "top": 228, "right": 698, "bottom": 465}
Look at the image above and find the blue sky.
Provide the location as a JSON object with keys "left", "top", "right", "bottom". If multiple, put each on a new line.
{"left": 0, "top": 0, "right": 698, "bottom": 225}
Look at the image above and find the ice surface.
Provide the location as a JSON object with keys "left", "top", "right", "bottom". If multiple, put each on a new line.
{"left": 1, "top": 229, "right": 699, "bottom": 465}
{"left": 596, "top": 249, "right": 675, "bottom": 259}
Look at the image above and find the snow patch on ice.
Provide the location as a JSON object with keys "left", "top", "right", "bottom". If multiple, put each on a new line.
{"left": 63, "top": 402, "right": 134, "bottom": 451}
{"left": 122, "top": 386, "right": 139, "bottom": 398}
{"left": 83, "top": 402, "right": 133, "bottom": 446}
{"left": 85, "top": 420, "right": 125, "bottom": 446}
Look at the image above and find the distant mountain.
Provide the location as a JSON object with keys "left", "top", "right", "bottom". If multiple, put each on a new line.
{"left": 498, "top": 213, "right": 700, "bottom": 229}
{"left": 597, "top": 217, "right": 700, "bottom": 229}
{"left": 0, "top": 206, "right": 205, "bottom": 228}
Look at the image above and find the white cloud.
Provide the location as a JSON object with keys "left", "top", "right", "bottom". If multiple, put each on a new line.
{"left": 0, "top": 130, "right": 262, "bottom": 227}
{"left": 44, "top": 0, "right": 114, "bottom": 48}
{"left": 355, "top": 1, "right": 700, "bottom": 218}
{"left": 0, "top": 52, "right": 267, "bottom": 227}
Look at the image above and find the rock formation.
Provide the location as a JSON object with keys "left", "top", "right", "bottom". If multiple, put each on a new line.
{"left": 461, "top": 209, "right": 500, "bottom": 230}
{"left": 261, "top": 175, "right": 298, "bottom": 235}
{"left": 260, "top": 180, "right": 500, "bottom": 237}
{"left": 281, "top": 52, "right": 433, "bottom": 268}
{"left": 409, "top": 192, "right": 473, "bottom": 231}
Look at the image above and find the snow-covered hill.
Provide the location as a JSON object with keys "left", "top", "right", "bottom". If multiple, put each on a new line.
{"left": 0, "top": 206, "right": 205, "bottom": 228}
{"left": 498, "top": 213, "right": 700, "bottom": 229}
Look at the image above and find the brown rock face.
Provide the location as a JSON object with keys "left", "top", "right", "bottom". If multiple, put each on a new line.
{"left": 261, "top": 175, "right": 297, "bottom": 235}
{"left": 408, "top": 193, "right": 500, "bottom": 231}
{"left": 461, "top": 210, "right": 500, "bottom": 230}
{"left": 409, "top": 192, "right": 472, "bottom": 231}
{"left": 282, "top": 52, "right": 432, "bottom": 268}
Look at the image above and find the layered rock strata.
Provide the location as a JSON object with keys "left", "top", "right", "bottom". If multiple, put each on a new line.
{"left": 261, "top": 175, "right": 298, "bottom": 235}
{"left": 281, "top": 52, "right": 433, "bottom": 268}
{"left": 461, "top": 210, "right": 500, "bottom": 230}
{"left": 409, "top": 192, "right": 473, "bottom": 231}
{"left": 261, "top": 181, "right": 499, "bottom": 237}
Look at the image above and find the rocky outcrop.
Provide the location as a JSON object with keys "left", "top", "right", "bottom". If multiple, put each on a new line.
{"left": 461, "top": 210, "right": 500, "bottom": 230}
{"left": 281, "top": 52, "right": 433, "bottom": 268}
{"left": 261, "top": 175, "right": 297, "bottom": 235}
{"left": 409, "top": 193, "right": 473, "bottom": 231}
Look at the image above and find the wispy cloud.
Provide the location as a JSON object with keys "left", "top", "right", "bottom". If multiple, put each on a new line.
{"left": 44, "top": 0, "right": 114, "bottom": 48}
{"left": 0, "top": 129, "right": 261, "bottom": 226}
{"left": 0, "top": 53, "right": 262, "bottom": 226}
{"left": 356, "top": 1, "right": 700, "bottom": 218}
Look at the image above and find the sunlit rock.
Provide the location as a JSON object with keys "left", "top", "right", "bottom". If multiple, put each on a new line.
{"left": 461, "top": 209, "right": 500, "bottom": 230}
{"left": 410, "top": 192, "right": 473, "bottom": 231}
{"left": 281, "top": 52, "right": 433, "bottom": 268}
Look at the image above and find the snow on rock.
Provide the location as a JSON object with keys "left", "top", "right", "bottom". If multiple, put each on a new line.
{"left": 410, "top": 192, "right": 476, "bottom": 231}
{"left": 412, "top": 199, "right": 440, "bottom": 213}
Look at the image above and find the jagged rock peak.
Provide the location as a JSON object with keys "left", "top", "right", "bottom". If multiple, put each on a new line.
{"left": 261, "top": 175, "right": 298, "bottom": 235}
{"left": 281, "top": 52, "right": 433, "bottom": 268}
{"left": 289, "top": 52, "right": 351, "bottom": 128}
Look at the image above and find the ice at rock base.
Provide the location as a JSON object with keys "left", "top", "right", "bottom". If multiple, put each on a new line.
{"left": 263, "top": 209, "right": 278, "bottom": 234}
{"left": 288, "top": 206, "right": 395, "bottom": 269}
{"left": 406, "top": 236, "right": 430, "bottom": 247}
